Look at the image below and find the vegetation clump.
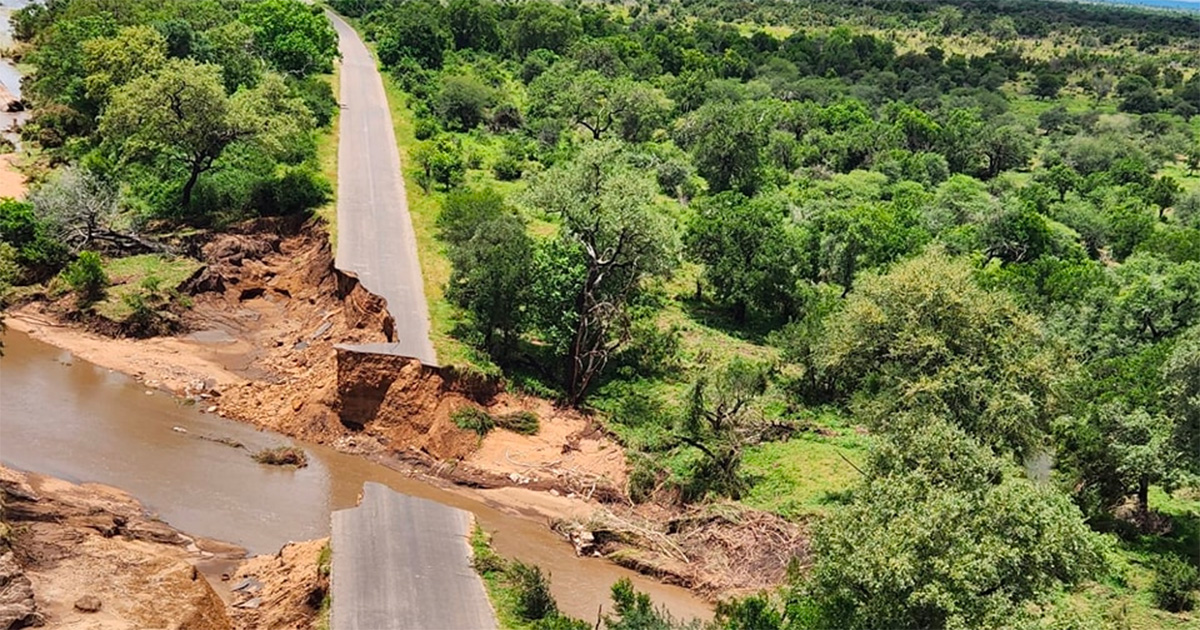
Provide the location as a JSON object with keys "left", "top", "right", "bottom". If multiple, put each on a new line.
{"left": 452, "top": 407, "right": 540, "bottom": 436}
{"left": 61, "top": 251, "right": 108, "bottom": 307}
{"left": 252, "top": 446, "right": 308, "bottom": 468}
{"left": 495, "top": 410, "right": 540, "bottom": 435}
{"left": 452, "top": 407, "right": 495, "bottom": 436}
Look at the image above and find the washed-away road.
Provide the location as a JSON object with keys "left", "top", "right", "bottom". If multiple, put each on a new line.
{"left": 328, "top": 11, "right": 438, "bottom": 366}
{"left": 331, "top": 483, "right": 497, "bottom": 630}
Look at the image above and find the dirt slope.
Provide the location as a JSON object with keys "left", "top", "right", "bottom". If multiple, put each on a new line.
{"left": 0, "top": 466, "right": 237, "bottom": 630}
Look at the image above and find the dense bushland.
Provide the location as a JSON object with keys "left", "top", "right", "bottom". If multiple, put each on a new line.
{"left": 340, "top": 0, "right": 1199, "bottom": 626}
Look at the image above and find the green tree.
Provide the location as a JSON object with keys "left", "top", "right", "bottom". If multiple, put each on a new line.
{"left": 531, "top": 65, "right": 670, "bottom": 142}
{"left": 980, "top": 204, "right": 1052, "bottom": 264}
{"left": 1111, "top": 253, "right": 1200, "bottom": 342}
{"left": 24, "top": 15, "right": 117, "bottom": 115}
{"left": 813, "top": 251, "right": 1058, "bottom": 456}
{"left": 1033, "top": 71, "right": 1065, "bottom": 100}
{"left": 675, "top": 359, "right": 769, "bottom": 501}
{"left": 676, "top": 102, "right": 770, "bottom": 195}
{"left": 1037, "top": 162, "right": 1081, "bottom": 201}
{"left": 447, "top": 0, "right": 499, "bottom": 52}
{"left": 240, "top": 0, "right": 337, "bottom": 76}
{"left": 434, "top": 75, "right": 495, "bottom": 131}
{"left": 375, "top": 0, "right": 450, "bottom": 70}
{"left": 509, "top": 1, "right": 582, "bottom": 56}
{"left": 412, "top": 135, "right": 465, "bottom": 191}
{"left": 816, "top": 201, "right": 928, "bottom": 292}
{"left": 685, "top": 192, "right": 806, "bottom": 323}
{"left": 1163, "top": 325, "right": 1200, "bottom": 478}
{"left": 100, "top": 62, "right": 314, "bottom": 214}
{"left": 81, "top": 25, "right": 167, "bottom": 104}
{"left": 447, "top": 214, "right": 533, "bottom": 360}
{"left": 0, "top": 199, "right": 70, "bottom": 279}
{"left": 604, "top": 579, "right": 695, "bottom": 630}
{"left": 806, "top": 417, "right": 1106, "bottom": 630}
{"left": 437, "top": 187, "right": 506, "bottom": 246}
{"left": 201, "top": 21, "right": 264, "bottom": 92}
{"left": 979, "top": 120, "right": 1035, "bottom": 179}
{"left": 523, "top": 141, "right": 675, "bottom": 404}
{"left": 1147, "top": 176, "right": 1181, "bottom": 219}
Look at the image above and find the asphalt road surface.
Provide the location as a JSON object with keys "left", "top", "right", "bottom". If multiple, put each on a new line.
{"left": 331, "top": 483, "right": 497, "bottom": 630}
{"left": 328, "top": 12, "right": 438, "bottom": 366}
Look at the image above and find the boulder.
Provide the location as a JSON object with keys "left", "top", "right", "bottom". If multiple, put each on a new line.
{"left": 73, "top": 595, "right": 102, "bottom": 613}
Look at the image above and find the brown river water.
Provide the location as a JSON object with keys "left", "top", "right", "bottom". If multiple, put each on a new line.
{"left": 0, "top": 329, "right": 711, "bottom": 621}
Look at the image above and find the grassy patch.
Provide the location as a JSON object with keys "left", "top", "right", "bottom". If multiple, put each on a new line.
{"left": 453, "top": 407, "right": 496, "bottom": 436}
{"left": 1049, "top": 487, "right": 1200, "bottom": 629}
{"left": 471, "top": 526, "right": 539, "bottom": 630}
{"left": 470, "top": 526, "right": 586, "bottom": 630}
{"left": 741, "top": 427, "right": 868, "bottom": 520}
{"left": 93, "top": 254, "right": 201, "bottom": 321}
{"left": 315, "top": 542, "right": 332, "bottom": 630}
{"left": 315, "top": 64, "right": 341, "bottom": 247}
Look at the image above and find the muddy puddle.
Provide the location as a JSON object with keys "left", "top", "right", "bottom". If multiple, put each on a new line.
{"left": 0, "top": 329, "right": 711, "bottom": 621}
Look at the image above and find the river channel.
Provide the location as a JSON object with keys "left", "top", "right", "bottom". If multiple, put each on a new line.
{"left": 0, "top": 329, "right": 711, "bottom": 621}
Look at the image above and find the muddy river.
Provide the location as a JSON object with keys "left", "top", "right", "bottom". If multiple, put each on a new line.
{"left": 0, "top": 329, "right": 711, "bottom": 621}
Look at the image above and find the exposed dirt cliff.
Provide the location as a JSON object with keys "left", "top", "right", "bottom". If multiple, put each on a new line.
{"left": 0, "top": 466, "right": 237, "bottom": 630}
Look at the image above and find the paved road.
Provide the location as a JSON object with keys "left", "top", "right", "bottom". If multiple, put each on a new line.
{"left": 331, "top": 483, "right": 497, "bottom": 630}
{"left": 329, "top": 12, "right": 438, "bottom": 366}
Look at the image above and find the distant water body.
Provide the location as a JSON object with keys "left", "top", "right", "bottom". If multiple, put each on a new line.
{"left": 1074, "top": 0, "right": 1200, "bottom": 12}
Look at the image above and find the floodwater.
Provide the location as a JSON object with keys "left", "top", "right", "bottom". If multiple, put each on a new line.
{"left": 0, "top": 329, "right": 711, "bottom": 621}
{"left": 0, "top": 0, "right": 26, "bottom": 98}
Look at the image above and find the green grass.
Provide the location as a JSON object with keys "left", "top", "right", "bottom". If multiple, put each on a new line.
{"left": 1048, "top": 487, "right": 1200, "bottom": 630}
{"left": 741, "top": 424, "right": 869, "bottom": 520}
{"left": 93, "top": 254, "right": 201, "bottom": 321}
{"left": 316, "top": 542, "right": 332, "bottom": 630}
{"left": 315, "top": 64, "right": 341, "bottom": 247}
{"left": 470, "top": 526, "right": 540, "bottom": 630}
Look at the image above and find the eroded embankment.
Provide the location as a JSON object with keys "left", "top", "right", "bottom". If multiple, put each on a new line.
{"left": 0, "top": 465, "right": 238, "bottom": 630}
{"left": 7, "top": 218, "right": 801, "bottom": 601}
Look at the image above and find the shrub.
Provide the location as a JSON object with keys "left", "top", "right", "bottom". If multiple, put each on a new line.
{"left": 437, "top": 187, "right": 507, "bottom": 246}
{"left": 414, "top": 116, "right": 439, "bottom": 140}
{"left": 508, "top": 561, "right": 556, "bottom": 621}
{"left": 252, "top": 166, "right": 332, "bottom": 217}
{"left": 62, "top": 251, "right": 108, "bottom": 306}
{"left": 0, "top": 198, "right": 69, "bottom": 280}
{"left": 1153, "top": 555, "right": 1199, "bottom": 612}
{"left": 495, "top": 410, "right": 539, "bottom": 435}
{"left": 252, "top": 446, "right": 309, "bottom": 467}
{"left": 452, "top": 407, "right": 495, "bottom": 436}
{"left": 287, "top": 75, "right": 338, "bottom": 127}
{"left": 493, "top": 153, "right": 523, "bottom": 181}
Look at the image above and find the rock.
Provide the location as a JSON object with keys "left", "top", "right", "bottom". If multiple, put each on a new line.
{"left": 235, "top": 597, "right": 261, "bottom": 609}
{"left": 0, "top": 552, "right": 38, "bottom": 628}
{"left": 172, "top": 426, "right": 188, "bottom": 433}
{"left": 549, "top": 489, "right": 560, "bottom": 497}
{"left": 206, "top": 406, "right": 218, "bottom": 413}
{"left": 74, "top": 595, "right": 102, "bottom": 613}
